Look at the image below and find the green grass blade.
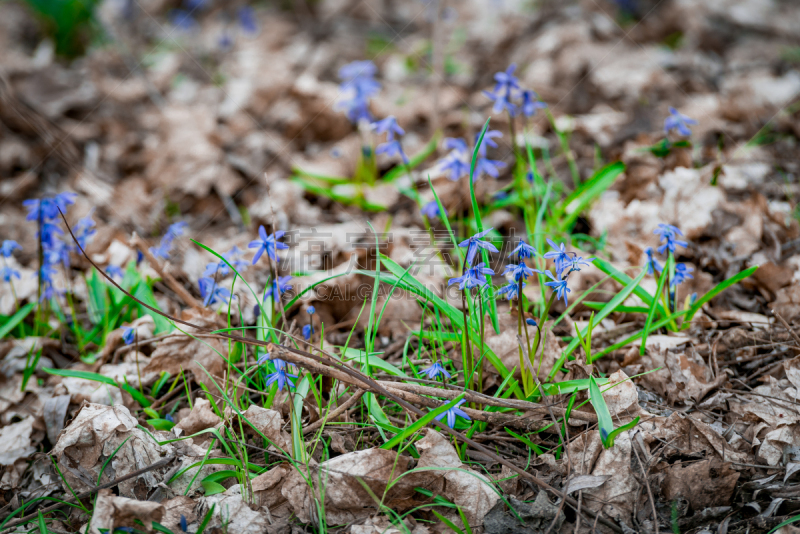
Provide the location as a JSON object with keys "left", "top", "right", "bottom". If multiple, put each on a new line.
{"left": 0, "top": 302, "right": 35, "bottom": 339}
{"left": 558, "top": 162, "right": 624, "bottom": 231}
{"left": 550, "top": 267, "right": 647, "bottom": 378}
{"left": 641, "top": 256, "right": 671, "bottom": 355}
{"left": 381, "top": 393, "right": 465, "bottom": 451}
{"left": 683, "top": 265, "right": 758, "bottom": 326}
{"left": 592, "top": 257, "right": 655, "bottom": 306}
{"left": 588, "top": 376, "right": 615, "bottom": 447}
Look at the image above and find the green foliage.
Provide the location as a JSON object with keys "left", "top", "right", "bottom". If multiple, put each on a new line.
{"left": 22, "top": 0, "right": 102, "bottom": 57}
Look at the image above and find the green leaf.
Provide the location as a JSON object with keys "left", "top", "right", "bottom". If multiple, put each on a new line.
{"left": 558, "top": 162, "right": 624, "bottom": 231}
{"left": 0, "top": 302, "right": 35, "bottom": 339}
{"left": 42, "top": 368, "right": 151, "bottom": 407}
{"left": 382, "top": 393, "right": 466, "bottom": 450}
{"left": 196, "top": 504, "right": 215, "bottom": 534}
{"left": 146, "top": 418, "right": 176, "bottom": 431}
{"left": 592, "top": 257, "right": 655, "bottom": 306}
{"left": 768, "top": 514, "right": 800, "bottom": 534}
{"left": 588, "top": 376, "right": 615, "bottom": 448}
{"left": 201, "top": 480, "right": 226, "bottom": 496}
{"left": 539, "top": 377, "right": 608, "bottom": 396}
{"left": 504, "top": 427, "right": 543, "bottom": 455}
{"left": 430, "top": 510, "right": 465, "bottom": 534}
{"left": 683, "top": 265, "right": 758, "bottom": 326}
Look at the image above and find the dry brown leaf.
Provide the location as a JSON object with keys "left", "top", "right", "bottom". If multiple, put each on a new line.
{"left": 173, "top": 399, "right": 222, "bottom": 437}
{"left": 242, "top": 404, "right": 290, "bottom": 451}
{"left": 89, "top": 489, "right": 165, "bottom": 534}
{"left": 202, "top": 484, "right": 271, "bottom": 534}
{"left": 639, "top": 348, "right": 726, "bottom": 405}
{"left": 664, "top": 459, "right": 739, "bottom": 510}
{"left": 0, "top": 417, "right": 36, "bottom": 465}
{"left": 42, "top": 394, "right": 70, "bottom": 445}
{"left": 160, "top": 496, "right": 196, "bottom": 533}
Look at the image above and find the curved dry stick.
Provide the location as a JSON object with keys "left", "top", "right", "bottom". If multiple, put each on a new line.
{"left": 59, "top": 209, "right": 622, "bottom": 533}
{"left": 303, "top": 390, "right": 365, "bottom": 435}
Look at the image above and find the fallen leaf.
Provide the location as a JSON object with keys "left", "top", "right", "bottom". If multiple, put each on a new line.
{"left": 0, "top": 417, "right": 36, "bottom": 465}
{"left": 664, "top": 459, "right": 739, "bottom": 510}
{"left": 89, "top": 488, "right": 165, "bottom": 534}
{"left": 174, "top": 398, "right": 222, "bottom": 437}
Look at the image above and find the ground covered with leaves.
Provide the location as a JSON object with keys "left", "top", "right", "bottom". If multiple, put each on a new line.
{"left": 2, "top": 0, "right": 800, "bottom": 533}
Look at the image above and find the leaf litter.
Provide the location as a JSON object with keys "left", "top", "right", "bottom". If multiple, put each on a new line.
{"left": 1, "top": 0, "right": 800, "bottom": 532}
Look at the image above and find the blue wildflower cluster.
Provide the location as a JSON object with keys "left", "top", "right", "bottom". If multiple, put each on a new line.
{"left": 22, "top": 192, "right": 93, "bottom": 301}
{"left": 373, "top": 116, "right": 408, "bottom": 164}
{"left": 257, "top": 353, "right": 298, "bottom": 391}
{"left": 435, "top": 131, "right": 507, "bottom": 181}
{"left": 648, "top": 223, "right": 693, "bottom": 289}
{"left": 483, "top": 64, "right": 547, "bottom": 118}
{"left": 337, "top": 60, "right": 380, "bottom": 124}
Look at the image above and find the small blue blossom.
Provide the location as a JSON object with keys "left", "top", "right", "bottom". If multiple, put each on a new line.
{"left": 526, "top": 318, "right": 538, "bottom": 327}
{"left": 521, "top": 90, "right": 547, "bottom": 117}
{"left": 448, "top": 262, "right": 494, "bottom": 290}
{"left": 1, "top": 266, "right": 20, "bottom": 283}
{"left": 664, "top": 107, "right": 697, "bottom": 136}
{"left": 165, "top": 413, "right": 174, "bottom": 423}
{"left": 458, "top": 228, "right": 499, "bottom": 265}
{"left": 434, "top": 399, "right": 470, "bottom": 428}
{"left": 476, "top": 130, "right": 503, "bottom": 153}
{"left": 180, "top": 514, "right": 188, "bottom": 532}
{"left": 302, "top": 324, "right": 312, "bottom": 341}
{"left": 38, "top": 223, "right": 63, "bottom": 248}
{"left": 503, "top": 263, "right": 534, "bottom": 282}
{"left": 23, "top": 192, "right": 77, "bottom": 221}
{"left": 166, "top": 222, "right": 188, "bottom": 240}
{"left": 474, "top": 157, "right": 507, "bottom": 179}
{"left": 543, "top": 239, "right": 570, "bottom": 277}
{"left": 249, "top": 226, "right": 288, "bottom": 265}
{"left": 443, "top": 137, "right": 468, "bottom": 154}
{"left": 496, "top": 281, "right": 525, "bottom": 300}
{"left": 337, "top": 60, "right": 380, "bottom": 123}
{"left": 564, "top": 254, "right": 594, "bottom": 275}
{"left": 670, "top": 263, "right": 694, "bottom": 288}
{"left": 204, "top": 246, "right": 249, "bottom": 277}
{"left": 438, "top": 151, "right": 471, "bottom": 181}
{"left": 419, "top": 362, "right": 451, "bottom": 380}
{"left": 263, "top": 276, "right": 292, "bottom": 301}
{"left": 653, "top": 223, "right": 688, "bottom": 255}
{"left": 421, "top": 200, "right": 445, "bottom": 220}
{"left": 483, "top": 65, "right": 521, "bottom": 116}
{"left": 198, "top": 277, "right": 232, "bottom": 307}
{"left": 544, "top": 270, "right": 571, "bottom": 306}
{"left": 106, "top": 265, "right": 124, "bottom": 279}
{"left": 264, "top": 359, "right": 298, "bottom": 391}
{"left": 508, "top": 239, "right": 536, "bottom": 260}
{"left": 644, "top": 247, "right": 662, "bottom": 276}
{"left": 170, "top": 9, "right": 197, "bottom": 30}
{"left": 237, "top": 6, "right": 258, "bottom": 34}
{"left": 375, "top": 139, "right": 409, "bottom": 164}
{"left": 73, "top": 213, "right": 96, "bottom": 251}
{"left": 122, "top": 327, "right": 135, "bottom": 345}
{"left": 307, "top": 306, "right": 316, "bottom": 315}
{"left": 372, "top": 116, "right": 404, "bottom": 141}
{"left": 1, "top": 241, "right": 21, "bottom": 258}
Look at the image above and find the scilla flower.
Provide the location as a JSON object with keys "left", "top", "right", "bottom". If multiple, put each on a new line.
{"left": 448, "top": 262, "right": 494, "bottom": 290}
{"left": 503, "top": 263, "right": 535, "bottom": 282}
{"left": 122, "top": 327, "right": 135, "bottom": 345}
{"left": 264, "top": 358, "right": 298, "bottom": 391}
{"left": 1, "top": 241, "right": 21, "bottom": 258}
{"left": 458, "top": 228, "right": 498, "bottom": 265}
{"left": 496, "top": 281, "right": 525, "bottom": 300}
{"left": 419, "top": 362, "right": 451, "bottom": 380}
{"left": 544, "top": 270, "right": 570, "bottom": 306}
{"left": 198, "top": 277, "right": 232, "bottom": 307}
{"left": 435, "top": 399, "right": 470, "bottom": 428}
{"left": 653, "top": 223, "right": 687, "bottom": 255}
{"left": 508, "top": 239, "right": 536, "bottom": 260}
{"left": 664, "top": 107, "right": 697, "bottom": 136}
{"left": 249, "top": 226, "right": 288, "bottom": 264}
{"left": 671, "top": 263, "right": 694, "bottom": 288}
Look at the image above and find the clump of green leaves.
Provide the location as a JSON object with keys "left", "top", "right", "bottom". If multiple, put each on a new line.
{"left": 22, "top": 0, "right": 102, "bottom": 58}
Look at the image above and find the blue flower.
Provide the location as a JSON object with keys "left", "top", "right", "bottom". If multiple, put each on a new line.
{"left": 458, "top": 228, "right": 499, "bottom": 265}
{"left": 372, "top": 116, "right": 405, "bottom": 141}
{"left": 526, "top": 318, "right": 538, "bottom": 327}
{"left": 496, "top": 281, "right": 525, "bottom": 300}
{"left": 38, "top": 223, "right": 63, "bottom": 248}
{"left": 419, "top": 362, "right": 451, "bottom": 380}
{"left": 474, "top": 157, "right": 507, "bottom": 179}
{"left": 237, "top": 6, "right": 258, "bottom": 34}
{"left": 198, "top": 277, "right": 232, "bottom": 307}
{"left": 543, "top": 239, "right": 570, "bottom": 276}
{"left": 644, "top": 247, "right": 662, "bottom": 276}
{"left": 443, "top": 137, "right": 468, "bottom": 154}
{"left": 484, "top": 65, "right": 521, "bottom": 116}
{"left": 564, "top": 254, "right": 594, "bottom": 275}
{"left": 307, "top": 306, "right": 316, "bottom": 315}
{"left": 544, "top": 270, "right": 570, "bottom": 306}
{"left": 670, "top": 263, "right": 694, "bottom": 288}
{"left": 166, "top": 222, "right": 188, "bottom": 240}
{"left": 249, "top": 226, "right": 288, "bottom": 264}
{"left": 434, "top": 399, "right": 470, "bottom": 428}
{"left": 1, "top": 241, "right": 21, "bottom": 258}
{"left": 204, "top": 246, "right": 249, "bottom": 278}
{"left": 476, "top": 130, "right": 503, "bottom": 154}
{"left": 302, "top": 324, "right": 312, "bottom": 341}
{"left": 180, "top": 514, "right": 188, "bottom": 532}
{"left": 264, "top": 359, "right": 298, "bottom": 391}
{"left": 1, "top": 266, "right": 20, "bottom": 283}
{"left": 170, "top": 8, "right": 197, "bottom": 30}
{"left": 508, "top": 239, "right": 536, "bottom": 260}
{"left": 165, "top": 413, "right": 174, "bottom": 423}
{"left": 438, "top": 151, "right": 471, "bottom": 181}
{"left": 375, "top": 139, "right": 409, "bottom": 164}
{"left": 37, "top": 264, "right": 58, "bottom": 286}
{"left": 23, "top": 192, "right": 77, "bottom": 221}
{"left": 521, "top": 90, "right": 547, "bottom": 117}
{"left": 664, "top": 107, "right": 697, "bottom": 136}
{"left": 448, "top": 262, "right": 494, "bottom": 290}
{"left": 421, "top": 200, "right": 445, "bottom": 219}
{"left": 503, "top": 263, "right": 535, "bottom": 282}
{"left": 653, "top": 223, "right": 687, "bottom": 255}
{"left": 263, "top": 276, "right": 292, "bottom": 301}
{"left": 337, "top": 60, "right": 380, "bottom": 123}
{"left": 122, "top": 327, "right": 135, "bottom": 345}
{"left": 73, "top": 213, "right": 96, "bottom": 251}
